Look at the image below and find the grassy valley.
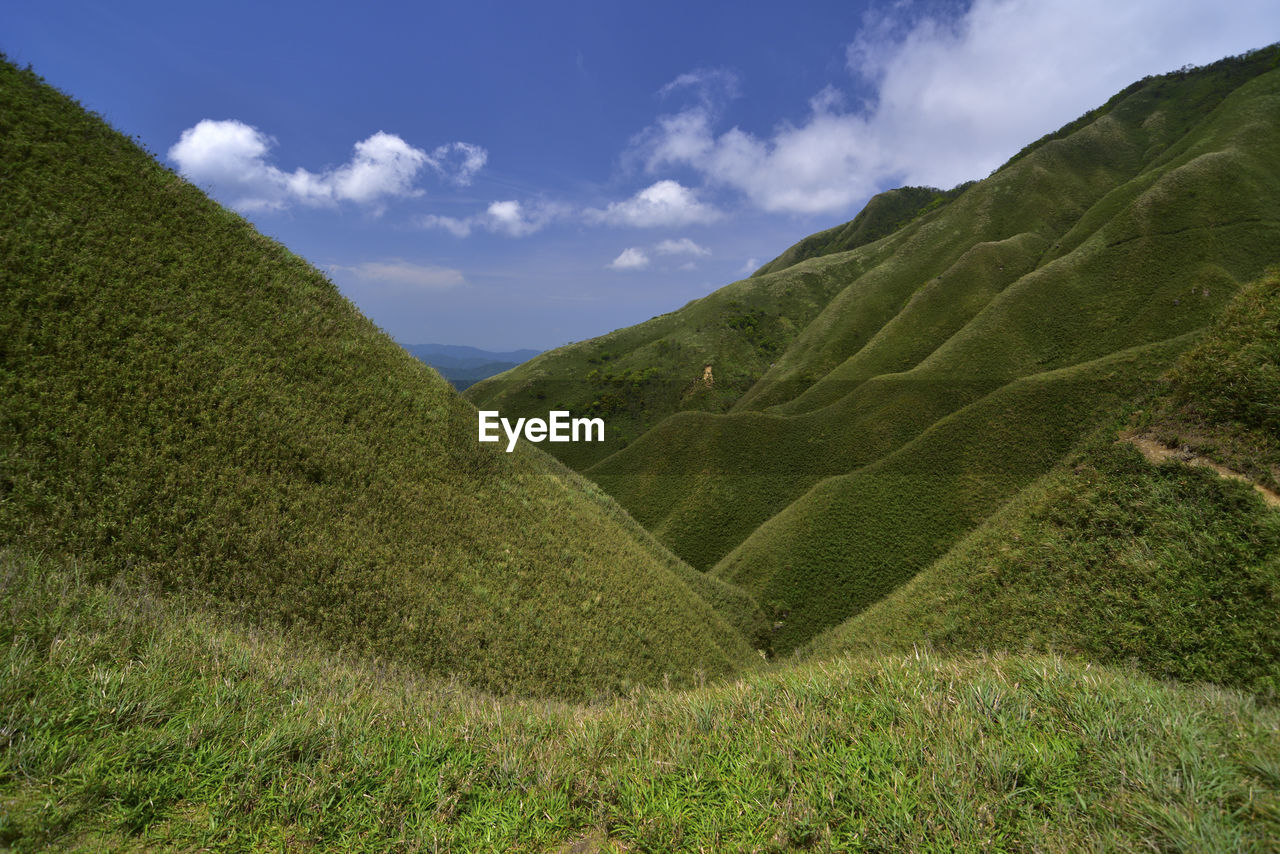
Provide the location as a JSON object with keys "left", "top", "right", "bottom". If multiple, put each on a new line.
{"left": 3, "top": 45, "right": 1280, "bottom": 852}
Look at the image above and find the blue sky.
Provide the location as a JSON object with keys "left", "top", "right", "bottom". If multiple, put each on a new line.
{"left": 6, "top": 1, "right": 1278, "bottom": 350}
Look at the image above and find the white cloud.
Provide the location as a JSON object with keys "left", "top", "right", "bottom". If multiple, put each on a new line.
{"left": 632, "top": 0, "right": 1279, "bottom": 215}
{"left": 328, "top": 260, "right": 465, "bottom": 290}
{"left": 633, "top": 82, "right": 882, "bottom": 215}
{"left": 740, "top": 258, "right": 759, "bottom": 275}
{"left": 587, "top": 180, "right": 721, "bottom": 227}
{"left": 417, "top": 213, "right": 474, "bottom": 237}
{"left": 655, "top": 237, "right": 710, "bottom": 257}
{"left": 327, "top": 132, "right": 428, "bottom": 205}
{"left": 843, "top": 0, "right": 1278, "bottom": 189}
{"left": 418, "top": 199, "right": 565, "bottom": 238}
{"left": 484, "top": 200, "right": 561, "bottom": 237}
{"left": 658, "top": 67, "right": 741, "bottom": 105}
{"left": 604, "top": 237, "right": 710, "bottom": 272}
{"left": 169, "top": 120, "right": 485, "bottom": 212}
{"left": 608, "top": 248, "right": 650, "bottom": 270}
{"left": 168, "top": 119, "right": 292, "bottom": 211}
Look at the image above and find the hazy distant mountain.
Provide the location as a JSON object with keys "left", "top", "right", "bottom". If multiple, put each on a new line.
{"left": 404, "top": 343, "right": 541, "bottom": 389}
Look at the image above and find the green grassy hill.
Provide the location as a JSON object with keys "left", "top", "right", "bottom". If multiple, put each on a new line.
{"left": 3, "top": 552, "right": 1276, "bottom": 851}
{"left": 466, "top": 249, "right": 866, "bottom": 468}
{"left": 472, "top": 46, "right": 1280, "bottom": 651}
{"left": 804, "top": 270, "right": 1280, "bottom": 696}
{"left": 0, "top": 58, "right": 761, "bottom": 699}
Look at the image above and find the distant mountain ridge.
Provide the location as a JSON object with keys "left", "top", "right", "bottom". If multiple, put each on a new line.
{"left": 403, "top": 343, "right": 541, "bottom": 390}
{"left": 405, "top": 342, "right": 541, "bottom": 363}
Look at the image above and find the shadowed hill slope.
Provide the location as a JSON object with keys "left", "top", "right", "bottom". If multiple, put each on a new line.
{"left": 469, "top": 46, "right": 1280, "bottom": 652}
{"left": 804, "top": 270, "right": 1280, "bottom": 696}
{"left": 0, "top": 58, "right": 760, "bottom": 698}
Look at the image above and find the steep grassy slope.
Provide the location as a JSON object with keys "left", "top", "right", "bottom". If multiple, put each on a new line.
{"left": 805, "top": 270, "right": 1280, "bottom": 695}
{"left": 1136, "top": 269, "right": 1280, "bottom": 490}
{"left": 711, "top": 335, "right": 1194, "bottom": 651}
{"left": 4, "top": 552, "right": 1277, "bottom": 852}
{"left": 476, "top": 47, "right": 1280, "bottom": 651}
{"left": 0, "top": 59, "right": 760, "bottom": 698}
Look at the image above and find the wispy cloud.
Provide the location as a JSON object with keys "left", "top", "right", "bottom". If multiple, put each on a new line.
{"left": 586, "top": 180, "right": 721, "bottom": 227}
{"left": 630, "top": 0, "right": 1278, "bottom": 215}
{"left": 168, "top": 120, "right": 485, "bottom": 212}
{"left": 608, "top": 237, "right": 712, "bottom": 272}
{"left": 426, "top": 142, "right": 487, "bottom": 186}
{"left": 655, "top": 237, "right": 710, "bottom": 257}
{"left": 426, "top": 182, "right": 719, "bottom": 237}
{"left": 328, "top": 260, "right": 466, "bottom": 290}
{"left": 417, "top": 213, "right": 473, "bottom": 237}
{"left": 658, "top": 67, "right": 740, "bottom": 106}
{"left": 419, "top": 199, "right": 567, "bottom": 237}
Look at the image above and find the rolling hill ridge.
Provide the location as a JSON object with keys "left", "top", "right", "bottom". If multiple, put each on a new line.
{"left": 470, "top": 46, "right": 1280, "bottom": 651}
{"left": 805, "top": 268, "right": 1280, "bottom": 696}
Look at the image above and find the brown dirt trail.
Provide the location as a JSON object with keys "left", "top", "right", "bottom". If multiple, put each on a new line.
{"left": 1121, "top": 432, "right": 1280, "bottom": 509}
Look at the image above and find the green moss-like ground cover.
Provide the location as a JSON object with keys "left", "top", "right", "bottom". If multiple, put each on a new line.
{"left": 807, "top": 271, "right": 1280, "bottom": 696}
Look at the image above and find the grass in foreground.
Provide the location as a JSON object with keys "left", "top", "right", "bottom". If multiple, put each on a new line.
{"left": 3, "top": 551, "right": 1278, "bottom": 852}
